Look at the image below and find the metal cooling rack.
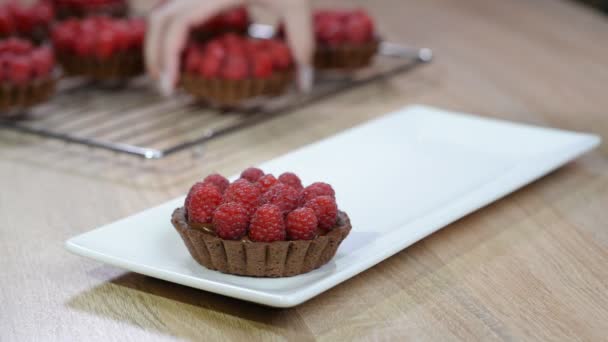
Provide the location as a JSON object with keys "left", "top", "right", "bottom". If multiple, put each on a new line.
{"left": 0, "top": 26, "right": 432, "bottom": 160}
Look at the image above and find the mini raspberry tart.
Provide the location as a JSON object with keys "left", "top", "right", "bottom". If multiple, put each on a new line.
{"left": 0, "top": 1, "right": 54, "bottom": 44}
{"left": 52, "top": 17, "right": 145, "bottom": 80}
{"left": 313, "top": 9, "right": 378, "bottom": 69}
{"left": 171, "top": 168, "right": 351, "bottom": 277}
{"left": 191, "top": 6, "right": 249, "bottom": 41}
{"left": 0, "top": 38, "right": 56, "bottom": 115}
{"left": 53, "top": 0, "right": 128, "bottom": 20}
{"left": 181, "top": 34, "right": 294, "bottom": 106}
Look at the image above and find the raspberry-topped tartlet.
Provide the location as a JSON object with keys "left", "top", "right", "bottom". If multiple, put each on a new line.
{"left": 191, "top": 6, "right": 249, "bottom": 41}
{"left": 181, "top": 34, "right": 294, "bottom": 106}
{"left": 0, "top": 38, "right": 56, "bottom": 115}
{"left": 53, "top": 0, "right": 128, "bottom": 20}
{"left": 171, "top": 168, "right": 351, "bottom": 277}
{"left": 52, "top": 17, "right": 145, "bottom": 80}
{"left": 0, "top": 1, "right": 54, "bottom": 44}
{"left": 313, "top": 9, "right": 378, "bottom": 69}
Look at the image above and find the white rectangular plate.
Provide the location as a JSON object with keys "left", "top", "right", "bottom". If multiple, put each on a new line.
{"left": 66, "top": 105, "right": 600, "bottom": 308}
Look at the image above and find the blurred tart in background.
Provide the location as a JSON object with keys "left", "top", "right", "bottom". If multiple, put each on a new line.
{"left": 0, "top": 38, "right": 55, "bottom": 115}
{"left": 52, "top": 17, "right": 145, "bottom": 81}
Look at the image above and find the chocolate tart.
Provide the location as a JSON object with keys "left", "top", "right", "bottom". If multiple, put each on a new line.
{"left": 181, "top": 70, "right": 294, "bottom": 106}
{"left": 314, "top": 39, "right": 379, "bottom": 70}
{"left": 172, "top": 207, "right": 351, "bottom": 277}
{"left": 0, "top": 77, "right": 56, "bottom": 116}
{"left": 57, "top": 51, "right": 143, "bottom": 80}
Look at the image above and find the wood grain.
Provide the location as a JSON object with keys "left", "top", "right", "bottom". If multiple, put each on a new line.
{"left": 2, "top": 0, "right": 608, "bottom": 340}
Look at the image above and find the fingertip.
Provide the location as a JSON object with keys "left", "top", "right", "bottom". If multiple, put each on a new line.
{"left": 160, "top": 72, "right": 175, "bottom": 97}
{"left": 297, "top": 64, "right": 314, "bottom": 93}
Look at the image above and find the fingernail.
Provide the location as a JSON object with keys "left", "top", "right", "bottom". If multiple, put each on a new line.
{"left": 160, "top": 72, "right": 174, "bottom": 97}
{"left": 297, "top": 65, "right": 314, "bottom": 93}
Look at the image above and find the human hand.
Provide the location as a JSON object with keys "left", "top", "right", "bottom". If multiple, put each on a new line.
{"left": 146, "top": 0, "right": 314, "bottom": 96}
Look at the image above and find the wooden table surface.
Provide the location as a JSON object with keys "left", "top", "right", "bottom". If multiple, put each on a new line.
{"left": 2, "top": 0, "right": 608, "bottom": 340}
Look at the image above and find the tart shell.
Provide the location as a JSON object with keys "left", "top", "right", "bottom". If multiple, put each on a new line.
{"left": 171, "top": 207, "right": 352, "bottom": 277}
{"left": 0, "top": 77, "right": 56, "bottom": 116}
{"left": 314, "top": 39, "right": 379, "bottom": 70}
{"left": 57, "top": 50, "right": 143, "bottom": 80}
{"left": 181, "top": 70, "right": 294, "bottom": 106}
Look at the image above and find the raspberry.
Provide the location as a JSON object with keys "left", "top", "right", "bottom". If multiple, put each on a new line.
{"left": 31, "top": 46, "right": 54, "bottom": 77}
{"left": 213, "top": 202, "right": 249, "bottom": 240}
{"left": 185, "top": 183, "right": 223, "bottom": 224}
{"left": 269, "top": 42, "right": 292, "bottom": 69}
{"left": 202, "top": 173, "right": 229, "bottom": 193}
{"left": 185, "top": 47, "right": 202, "bottom": 73}
{"left": 0, "top": 10, "right": 14, "bottom": 36}
{"left": 249, "top": 204, "right": 286, "bottom": 242}
{"left": 345, "top": 11, "right": 374, "bottom": 43}
{"left": 305, "top": 196, "right": 338, "bottom": 231}
{"left": 204, "top": 40, "right": 226, "bottom": 60}
{"left": 316, "top": 17, "right": 345, "bottom": 45}
{"left": 222, "top": 54, "right": 248, "bottom": 80}
{"left": 261, "top": 183, "right": 300, "bottom": 214}
{"left": 221, "top": 6, "right": 248, "bottom": 30}
{"left": 223, "top": 179, "right": 261, "bottom": 215}
{"left": 240, "top": 167, "right": 264, "bottom": 182}
{"left": 9, "top": 57, "right": 31, "bottom": 84}
{"left": 252, "top": 52, "right": 273, "bottom": 78}
{"left": 301, "top": 182, "right": 335, "bottom": 203}
{"left": 201, "top": 54, "right": 222, "bottom": 78}
{"left": 255, "top": 174, "right": 277, "bottom": 194}
{"left": 96, "top": 30, "right": 116, "bottom": 59}
{"left": 286, "top": 207, "right": 318, "bottom": 240}
{"left": 278, "top": 172, "right": 303, "bottom": 190}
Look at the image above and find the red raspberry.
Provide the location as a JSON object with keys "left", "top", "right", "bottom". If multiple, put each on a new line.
{"left": 0, "top": 9, "right": 15, "bottom": 36}
{"left": 252, "top": 52, "right": 273, "bottom": 78}
{"left": 185, "top": 47, "right": 203, "bottom": 73}
{"left": 249, "top": 204, "right": 286, "bottom": 242}
{"left": 222, "top": 54, "right": 248, "bottom": 80}
{"left": 96, "top": 29, "right": 116, "bottom": 59}
{"left": 269, "top": 42, "right": 292, "bottom": 69}
{"left": 201, "top": 54, "right": 222, "bottom": 78}
{"left": 221, "top": 6, "right": 248, "bottom": 30}
{"left": 222, "top": 179, "right": 261, "bottom": 215}
{"left": 278, "top": 172, "right": 303, "bottom": 190}
{"left": 8, "top": 57, "right": 31, "bottom": 84}
{"left": 255, "top": 174, "right": 277, "bottom": 194}
{"left": 32, "top": 2, "right": 53, "bottom": 25}
{"left": 213, "top": 202, "right": 249, "bottom": 240}
{"left": 31, "top": 46, "right": 54, "bottom": 77}
{"left": 51, "top": 25, "right": 72, "bottom": 51}
{"left": 2, "top": 38, "right": 32, "bottom": 54}
{"left": 345, "top": 10, "right": 374, "bottom": 43}
{"left": 301, "top": 182, "right": 335, "bottom": 203}
{"left": 112, "top": 22, "right": 131, "bottom": 51}
{"left": 240, "top": 167, "right": 264, "bottom": 182}
{"left": 128, "top": 18, "right": 146, "bottom": 49}
{"left": 202, "top": 173, "right": 229, "bottom": 193}
{"left": 261, "top": 183, "right": 300, "bottom": 214}
{"left": 75, "top": 34, "right": 95, "bottom": 56}
{"left": 316, "top": 17, "right": 345, "bottom": 45}
{"left": 204, "top": 40, "right": 226, "bottom": 60}
{"left": 286, "top": 207, "right": 318, "bottom": 240}
{"left": 185, "top": 183, "right": 223, "bottom": 224}
{"left": 221, "top": 33, "right": 243, "bottom": 47}
{"left": 305, "top": 196, "right": 338, "bottom": 231}
{"left": 11, "top": 4, "right": 33, "bottom": 34}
